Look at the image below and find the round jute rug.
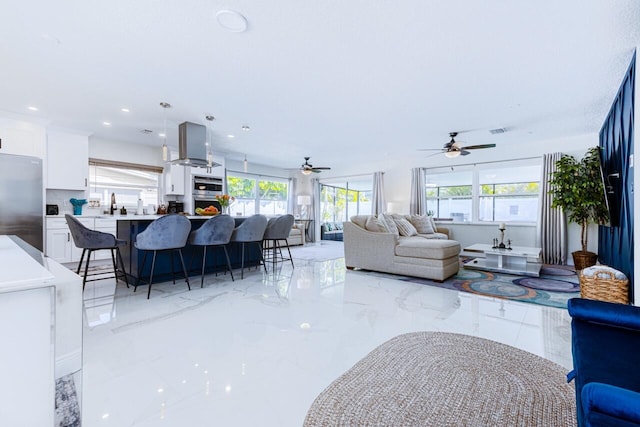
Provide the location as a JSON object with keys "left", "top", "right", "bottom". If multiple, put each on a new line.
{"left": 304, "top": 332, "right": 576, "bottom": 426}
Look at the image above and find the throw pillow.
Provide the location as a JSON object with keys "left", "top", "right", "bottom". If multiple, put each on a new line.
{"left": 382, "top": 214, "right": 400, "bottom": 236}
{"left": 366, "top": 216, "right": 384, "bottom": 232}
{"left": 394, "top": 217, "right": 418, "bottom": 236}
{"left": 428, "top": 215, "right": 438, "bottom": 232}
{"left": 325, "top": 222, "right": 333, "bottom": 231}
{"left": 410, "top": 214, "right": 434, "bottom": 234}
{"left": 335, "top": 222, "right": 343, "bottom": 230}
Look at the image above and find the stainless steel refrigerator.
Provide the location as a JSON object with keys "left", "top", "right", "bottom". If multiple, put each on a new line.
{"left": 0, "top": 153, "right": 43, "bottom": 250}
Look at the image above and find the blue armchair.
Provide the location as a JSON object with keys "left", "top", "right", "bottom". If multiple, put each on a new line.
{"left": 567, "top": 298, "right": 640, "bottom": 426}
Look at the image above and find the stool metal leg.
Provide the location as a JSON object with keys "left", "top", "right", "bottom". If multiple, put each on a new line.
{"left": 77, "top": 249, "right": 87, "bottom": 275}
{"left": 201, "top": 246, "right": 207, "bottom": 288}
{"left": 116, "top": 247, "right": 129, "bottom": 288}
{"left": 82, "top": 249, "right": 93, "bottom": 291}
{"left": 222, "top": 246, "right": 234, "bottom": 281}
{"left": 177, "top": 249, "right": 191, "bottom": 291}
{"left": 147, "top": 250, "right": 157, "bottom": 299}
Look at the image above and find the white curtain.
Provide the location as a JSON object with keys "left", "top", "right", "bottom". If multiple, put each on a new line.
{"left": 288, "top": 177, "right": 297, "bottom": 215}
{"left": 537, "top": 152, "right": 567, "bottom": 264}
{"left": 410, "top": 167, "right": 426, "bottom": 215}
{"left": 310, "top": 177, "right": 321, "bottom": 242}
{"left": 372, "top": 171, "right": 385, "bottom": 215}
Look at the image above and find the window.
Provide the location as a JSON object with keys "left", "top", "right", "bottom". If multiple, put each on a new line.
{"left": 478, "top": 166, "right": 540, "bottom": 222}
{"left": 426, "top": 171, "right": 473, "bottom": 222}
{"left": 426, "top": 162, "right": 541, "bottom": 223}
{"left": 227, "top": 173, "right": 289, "bottom": 216}
{"left": 88, "top": 159, "right": 162, "bottom": 209}
{"left": 320, "top": 180, "right": 371, "bottom": 222}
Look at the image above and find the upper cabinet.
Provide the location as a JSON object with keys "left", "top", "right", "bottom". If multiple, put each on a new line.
{"left": 164, "top": 151, "right": 185, "bottom": 196}
{"left": 46, "top": 131, "right": 89, "bottom": 190}
{"left": 0, "top": 118, "right": 46, "bottom": 157}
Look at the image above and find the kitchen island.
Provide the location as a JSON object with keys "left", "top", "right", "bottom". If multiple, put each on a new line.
{"left": 116, "top": 215, "right": 263, "bottom": 283}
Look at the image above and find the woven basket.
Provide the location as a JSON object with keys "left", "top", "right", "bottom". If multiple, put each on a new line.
{"left": 579, "top": 269, "right": 629, "bottom": 304}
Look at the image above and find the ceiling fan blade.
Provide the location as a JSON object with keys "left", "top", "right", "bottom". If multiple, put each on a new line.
{"left": 417, "top": 148, "right": 445, "bottom": 151}
{"left": 312, "top": 167, "right": 331, "bottom": 170}
{"left": 460, "top": 150, "right": 471, "bottom": 156}
{"left": 459, "top": 144, "right": 496, "bottom": 150}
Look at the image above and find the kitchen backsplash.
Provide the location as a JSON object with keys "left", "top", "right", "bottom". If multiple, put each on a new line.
{"left": 45, "top": 189, "right": 97, "bottom": 215}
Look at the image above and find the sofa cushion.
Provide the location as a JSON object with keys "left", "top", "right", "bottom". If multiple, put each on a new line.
{"left": 394, "top": 217, "right": 418, "bottom": 237}
{"left": 418, "top": 232, "right": 449, "bottom": 240}
{"left": 395, "top": 237, "right": 460, "bottom": 259}
{"left": 380, "top": 214, "right": 400, "bottom": 236}
{"left": 410, "top": 214, "right": 434, "bottom": 234}
{"left": 334, "top": 222, "right": 343, "bottom": 230}
{"left": 365, "top": 216, "right": 383, "bottom": 232}
{"left": 350, "top": 215, "right": 369, "bottom": 228}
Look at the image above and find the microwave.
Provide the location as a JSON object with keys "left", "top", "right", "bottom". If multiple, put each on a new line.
{"left": 193, "top": 175, "right": 223, "bottom": 196}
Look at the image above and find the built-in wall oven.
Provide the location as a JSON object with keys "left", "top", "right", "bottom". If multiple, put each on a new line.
{"left": 193, "top": 175, "right": 223, "bottom": 214}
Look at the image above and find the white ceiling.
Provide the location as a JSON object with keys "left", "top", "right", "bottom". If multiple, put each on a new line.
{"left": 1, "top": 0, "right": 639, "bottom": 176}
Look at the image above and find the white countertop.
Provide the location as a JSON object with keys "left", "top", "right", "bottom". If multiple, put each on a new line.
{"left": 0, "top": 236, "right": 55, "bottom": 293}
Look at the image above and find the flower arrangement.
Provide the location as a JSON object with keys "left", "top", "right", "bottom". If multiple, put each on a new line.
{"left": 215, "top": 194, "right": 235, "bottom": 208}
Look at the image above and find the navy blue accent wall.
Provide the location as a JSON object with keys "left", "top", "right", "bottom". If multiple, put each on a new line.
{"left": 598, "top": 51, "right": 635, "bottom": 300}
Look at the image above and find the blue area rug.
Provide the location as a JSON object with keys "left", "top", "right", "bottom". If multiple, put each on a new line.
{"left": 397, "top": 263, "right": 579, "bottom": 309}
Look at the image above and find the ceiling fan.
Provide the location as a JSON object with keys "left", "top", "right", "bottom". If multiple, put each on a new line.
{"left": 299, "top": 157, "right": 331, "bottom": 175}
{"left": 419, "top": 132, "right": 496, "bottom": 158}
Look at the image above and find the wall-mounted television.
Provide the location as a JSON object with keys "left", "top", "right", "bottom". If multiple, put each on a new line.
{"left": 598, "top": 148, "right": 619, "bottom": 227}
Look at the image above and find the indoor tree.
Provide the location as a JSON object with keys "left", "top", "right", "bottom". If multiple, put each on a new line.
{"left": 549, "top": 146, "right": 609, "bottom": 269}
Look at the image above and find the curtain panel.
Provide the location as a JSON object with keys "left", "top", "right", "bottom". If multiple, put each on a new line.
{"left": 372, "top": 172, "right": 385, "bottom": 215}
{"left": 536, "top": 152, "right": 567, "bottom": 264}
{"left": 410, "top": 167, "right": 427, "bottom": 215}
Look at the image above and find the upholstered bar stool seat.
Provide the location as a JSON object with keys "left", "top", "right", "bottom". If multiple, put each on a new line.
{"left": 134, "top": 214, "right": 192, "bottom": 299}
{"left": 65, "top": 214, "right": 129, "bottom": 290}
{"left": 230, "top": 214, "right": 268, "bottom": 279}
{"left": 189, "top": 214, "right": 236, "bottom": 287}
{"left": 262, "top": 214, "right": 295, "bottom": 269}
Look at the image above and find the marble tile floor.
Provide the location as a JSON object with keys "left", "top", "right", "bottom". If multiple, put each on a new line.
{"left": 81, "top": 257, "right": 573, "bottom": 427}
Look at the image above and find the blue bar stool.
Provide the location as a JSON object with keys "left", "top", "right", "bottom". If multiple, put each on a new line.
{"left": 65, "top": 214, "right": 129, "bottom": 290}
{"left": 134, "top": 214, "right": 192, "bottom": 299}
{"left": 189, "top": 214, "right": 235, "bottom": 287}
{"left": 230, "top": 214, "right": 268, "bottom": 279}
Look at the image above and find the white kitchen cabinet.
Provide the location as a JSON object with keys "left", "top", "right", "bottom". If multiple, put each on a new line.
{"left": 46, "top": 130, "right": 89, "bottom": 190}
{"left": 0, "top": 118, "right": 46, "bottom": 157}
{"left": 164, "top": 153, "right": 185, "bottom": 195}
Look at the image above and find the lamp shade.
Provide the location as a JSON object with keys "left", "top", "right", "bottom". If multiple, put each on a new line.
{"left": 297, "top": 195, "right": 311, "bottom": 206}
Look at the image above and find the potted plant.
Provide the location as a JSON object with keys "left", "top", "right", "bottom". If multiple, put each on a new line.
{"left": 549, "top": 146, "right": 609, "bottom": 270}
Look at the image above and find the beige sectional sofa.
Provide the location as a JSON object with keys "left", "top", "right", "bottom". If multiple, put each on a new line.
{"left": 344, "top": 214, "right": 461, "bottom": 281}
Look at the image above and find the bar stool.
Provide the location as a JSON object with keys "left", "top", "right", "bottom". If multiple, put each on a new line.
{"left": 229, "top": 214, "right": 268, "bottom": 279}
{"left": 189, "top": 214, "right": 235, "bottom": 287}
{"left": 262, "top": 214, "right": 295, "bottom": 269}
{"left": 134, "top": 214, "right": 192, "bottom": 299}
{"left": 66, "top": 214, "right": 129, "bottom": 290}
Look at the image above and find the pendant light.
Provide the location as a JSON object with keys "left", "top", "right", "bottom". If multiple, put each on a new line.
{"left": 243, "top": 154, "right": 248, "bottom": 172}
{"left": 160, "top": 102, "right": 171, "bottom": 162}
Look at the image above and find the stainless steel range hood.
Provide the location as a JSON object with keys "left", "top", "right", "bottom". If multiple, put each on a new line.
{"left": 172, "top": 121, "right": 221, "bottom": 168}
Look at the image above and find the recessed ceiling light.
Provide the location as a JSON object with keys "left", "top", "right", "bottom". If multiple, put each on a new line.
{"left": 102, "top": 121, "right": 112, "bottom": 127}
{"left": 27, "top": 106, "right": 39, "bottom": 111}
{"left": 158, "top": 132, "right": 166, "bottom": 138}
{"left": 227, "top": 134, "right": 235, "bottom": 138}
{"left": 121, "top": 107, "right": 130, "bottom": 113}
{"left": 216, "top": 10, "right": 248, "bottom": 33}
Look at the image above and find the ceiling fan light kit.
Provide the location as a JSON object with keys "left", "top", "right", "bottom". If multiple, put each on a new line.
{"left": 419, "top": 131, "right": 496, "bottom": 158}
{"left": 299, "top": 156, "right": 331, "bottom": 174}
